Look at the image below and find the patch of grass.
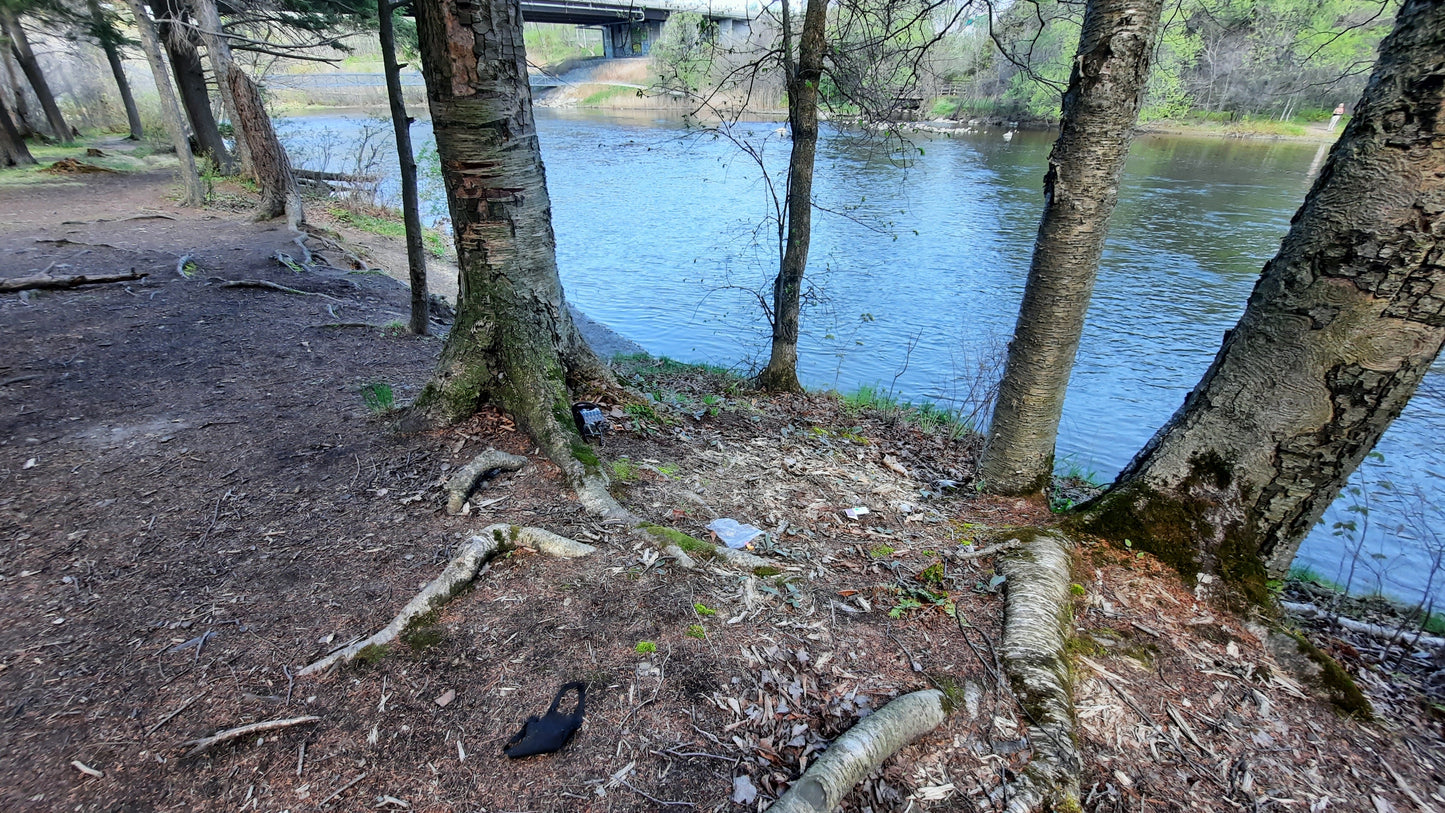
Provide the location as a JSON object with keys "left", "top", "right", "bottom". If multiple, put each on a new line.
{"left": 328, "top": 205, "right": 449, "bottom": 259}
{"left": 360, "top": 381, "right": 395, "bottom": 414}
{"left": 580, "top": 85, "right": 636, "bottom": 106}
{"left": 837, "top": 385, "right": 974, "bottom": 438}
{"left": 1226, "top": 118, "right": 1308, "bottom": 137}
{"left": 635, "top": 640, "right": 657, "bottom": 654}
{"left": 685, "top": 624, "right": 707, "bottom": 640}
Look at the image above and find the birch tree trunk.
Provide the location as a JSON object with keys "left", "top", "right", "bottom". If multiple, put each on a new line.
{"left": 188, "top": 0, "right": 251, "bottom": 176}
{"left": 227, "top": 67, "right": 302, "bottom": 228}
{"left": 756, "top": 0, "right": 826, "bottom": 393}
{"left": 0, "top": 5, "right": 70, "bottom": 141}
{"left": 156, "top": 1, "right": 231, "bottom": 172}
{"left": 123, "top": 0, "right": 204, "bottom": 207}
{"left": 977, "top": 0, "right": 1165, "bottom": 497}
{"left": 88, "top": 0, "right": 143, "bottom": 141}
{"left": 1075, "top": 0, "right": 1445, "bottom": 604}
{"left": 378, "top": 0, "right": 428, "bottom": 336}
{"left": 0, "top": 90, "right": 33, "bottom": 165}
{"left": 410, "top": 0, "right": 620, "bottom": 515}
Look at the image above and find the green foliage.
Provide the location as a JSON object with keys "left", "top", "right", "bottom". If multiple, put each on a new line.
{"left": 1069, "top": 583, "right": 1087, "bottom": 597}
{"left": 611, "top": 458, "right": 637, "bottom": 481}
{"left": 838, "top": 385, "right": 974, "bottom": 437}
{"left": 327, "top": 205, "right": 448, "bottom": 259}
{"left": 919, "top": 562, "right": 945, "bottom": 584}
{"left": 635, "top": 640, "right": 657, "bottom": 654}
{"left": 360, "top": 381, "right": 395, "bottom": 414}
{"left": 869, "top": 544, "right": 895, "bottom": 558}
{"left": 693, "top": 602, "right": 717, "bottom": 616}
{"left": 685, "top": 624, "right": 707, "bottom": 639}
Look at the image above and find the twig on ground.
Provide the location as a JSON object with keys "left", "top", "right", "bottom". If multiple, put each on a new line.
{"left": 179, "top": 715, "right": 321, "bottom": 759}
{"left": 1, "top": 270, "right": 146, "bottom": 293}
{"left": 621, "top": 779, "right": 694, "bottom": 808}
{"left": 146, "top": 691, "right": 207, "bottom": 736}
{"left": 316, "top": 771, "right": 367, "bottom": 807}
{"left": 218, "top": 279, "right": 346, "bottom": 303}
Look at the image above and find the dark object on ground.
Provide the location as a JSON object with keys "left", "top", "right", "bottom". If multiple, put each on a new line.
{"left": 43, "top": 158, "right": 114, "bottom": 174}
{"left": 504, "top": 682, "right": 587, "bottom": 758}
{"left": 571, "top": 402, "right": 608, "bottom": 445}
{"left": 1, "top": 269, "right": 145, "bottom": 292}
{"left": 86, "top": 148, "right": 105, "bottom": 157}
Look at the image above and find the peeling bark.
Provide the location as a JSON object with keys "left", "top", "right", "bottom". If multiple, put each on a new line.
{"left": 997, "top": 529, "right": 1082, "bottom": 811}
{"left": 123, "top": 0, "right": 204, "bottom": 207}
{"left": 979, "top": 0, "right": 1165, "bottom": 497}
{"left": 766, "top": 689, "right": 948, "bottom": 813}
{"left": 299, "top": 524, "right": 596, "bottom": 676}
{"left": 411, "top": 0, "right": 620, "bottom": 515}
{"left": 1077, "top": 0, "right": 1445, "bottom": 599}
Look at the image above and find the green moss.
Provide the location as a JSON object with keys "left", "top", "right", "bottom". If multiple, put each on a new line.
{"left": 1069, "top": 583, "right": 1087, "bottom": 597}
{"left": 926, "top": 673, "right": 966, "bottom": 715}
{"left": 400, "top": 610, "right": 448, "bottom": 651}
{"left": 641, "top": 524, "right": 717, "bottom": 560}
{"left": 869, "top": 544, "right": 895, "bottom": 558}
{"left": 635, "top": 640, "right": 657, "bottom": 654}
{"left": 1289, "top": 631, "right": 1372, "bottom": 719}
{"left": 611, "top": 459, "right": 637, "bottom": 481}
{"left": 570, "top": 441, "right": 600, "bottom": 469}
{"left": 751, "top": 565, "right": 782, "bottom": 577}
{"left": 685, "top": 624, "right": 707, "bottom": 639}
{"left": 353, "top": 643, "right": 391, "bottom": 666}
{"left": 1064, "top": 635, "right": 1106, "bottom": 658}
{"left": 693, "top": 602, "right": 717, "bottom": 616}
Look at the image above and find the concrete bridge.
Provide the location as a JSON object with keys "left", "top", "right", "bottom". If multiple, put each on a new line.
{"left": 520, "top": 0, "right": 754, "bottom": 57}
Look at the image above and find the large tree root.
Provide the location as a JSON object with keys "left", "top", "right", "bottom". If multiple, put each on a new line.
{"left": 445, "top": 449, "right": 528, "bottom": 514}
{"left": 766, "top": 689, "right": 949, "bottom": 813}
{"left": 299, "top": 524, "right": 595, "bottom": 676}
{"left": 996, "top": 529, "right": 1082, "bottom": 812}
{"left": 181, "top": 715, "right": 320, "bottom": 759}
{"left": 1, "top": 270, "right": 146, "bottom": 293}
{"left": 1282, "top": 601, "right": 1445, "bottom": 650}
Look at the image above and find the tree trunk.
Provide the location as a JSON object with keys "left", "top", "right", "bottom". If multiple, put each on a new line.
{"left": 756, "top": 0, "right": 825, "bottom": 394}
{"left": 3, "top": 50, "right": 34, "bottom": 138}
{"left": 0, "top": 5, "right": 71, "bottom": 141}
{"left": 227, "top": 67, "right": 302, "bottom": 228}
{"left": 379, "top": 0, "right": 429, "bottom": 336}
{"left": 410, "top": 0, "right": 620, "bottom": 515}
{"left": 977, "top": 0, "right": 1165, "bottom": 497}
{"left": 122, "top": 0, "right": 205, "bottom": 207}
{"left": 188, "top": 0, "right": 251, "bottom": 177}
{"left": 88, "top": 0, "right": 144, "bottom": 141}
{"left": 156, "top": 1, "right": 231, "bottom": 172}
{"left": 1074, "top": 0, "right": 1445, "bottom": 604}
{"left": 0, "top": 90, "right": 34, "bottom": 166}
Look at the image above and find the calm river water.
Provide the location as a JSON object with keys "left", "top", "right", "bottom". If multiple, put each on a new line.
{"left": 282, "top": 108, "right": 1444, "bottom": 606}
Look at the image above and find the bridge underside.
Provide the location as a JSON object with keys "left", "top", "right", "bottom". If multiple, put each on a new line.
{"left": 520, "top": 1, "right": 750, "bottom": 57}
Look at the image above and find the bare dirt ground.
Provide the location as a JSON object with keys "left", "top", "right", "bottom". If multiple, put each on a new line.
{"left": 2, "top": 155, "right": 1442, "bottom": 813}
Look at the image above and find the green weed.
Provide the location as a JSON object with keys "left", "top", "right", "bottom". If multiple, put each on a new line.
{"left": 360, "top": 381, "right": 395, "bottom": 414}
{"left": 635, "top": 640, "right": 657, "bottom": 654}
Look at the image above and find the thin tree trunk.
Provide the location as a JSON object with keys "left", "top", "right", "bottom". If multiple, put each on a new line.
{"left": 1074, "top": 0, "right": 1445, "bottom": 604}
{"left": 410, "top": 0, "right": 620, "bottom": 515}
{"left": 156, "top": 1, "right": 231, "bottom": 172}
{"left": 188, "top": 0, "right": 251, "bottom": 177}
{"left": 3, "top": 50, "right": 33, "bottom": 138}
{"left": 978, "top": 0, "right": 1165, "bottom": 497}
{"left": 123, "top": 0, "right": 205, "bottom": 207}
{"left": 0, "top": 5, "right": 71, "bottom": 141}
{"left": 227, "top": 67, "right": 302, "bottom": 228}
{"left": 88, "top": 0, "right": 144, "bottom": 141}
{"left": 756, "top": 0, "right": 825, "bottom": 394}
{"left": 0, "top": 91, "right": 34, "bottom": 166}
{"left": 378, "top": 0, "right": 428, "bottom": 336}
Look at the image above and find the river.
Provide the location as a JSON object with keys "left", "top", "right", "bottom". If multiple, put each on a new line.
{"left": 279, "top": 108, "right": 1445, "bottom": 607}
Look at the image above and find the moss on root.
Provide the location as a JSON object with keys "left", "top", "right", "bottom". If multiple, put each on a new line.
{"left": 641, "top": 524, "right": 717, "bottom": 560}
{"left": 352, "top": 643, "right": 391, "bottom": 667}
{"left": 1288, "top": 630, "right": 1373, "bottom": 719}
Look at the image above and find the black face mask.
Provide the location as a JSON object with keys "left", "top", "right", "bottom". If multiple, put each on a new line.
{"left": 503, "top": 682, "right": 588, "bottom": 759}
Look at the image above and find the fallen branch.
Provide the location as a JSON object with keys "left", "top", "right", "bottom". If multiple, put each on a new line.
{"left": 445, "top": 449, "right": 528, "bottom": 514}
{"left": 995, "top": 530, "right": 1082, "bottom": 812}
{"left": 218, "top": 279, "right": 345, "bottom": 303}
{"left": 294, "top": 168, "right": 379, "bottom": 183}
{"left": 317, "top": 771, "right": 367, "bottom": 807}
{"left": 180, "top": 715, "right": 320, "bottom": 759}
{"left": 766, "top": 689, "right": 948, "bottom": 813}
{"left": 1, "top": 270, "right": 146, "bottom": 293}
{"left": 298, "top": 524, "right": 595, "bottom": 676}
{"left": 1281, "top": 601, "right": 1445, "bottom": 650}
{"left": 950, "top": 539, "right": 1023, "bottom": 561}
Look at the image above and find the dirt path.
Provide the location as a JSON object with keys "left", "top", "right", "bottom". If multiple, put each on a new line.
{"left": 2, "top": 165, "right": 1441, "bottom": 813}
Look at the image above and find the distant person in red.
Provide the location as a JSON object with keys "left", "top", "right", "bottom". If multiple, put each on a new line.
{"left": 1330, "top": 103, "right": 1346, "bottom": 130}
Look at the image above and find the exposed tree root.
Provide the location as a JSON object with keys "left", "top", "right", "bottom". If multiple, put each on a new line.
{"left": 180, "top": 715, "right": 320, "bottom": 759}
{"left": 638, "top": 524, "right": 773, "bottom": 571}
{"left": 1281, "top": 601, "right": 1445, "bottom": 650}
{"left": 1, "top": 270, "right": 146, "bottom": 293}
{"left": 298, "top": 524, "right": 596, "bottom": 677}
{"left": 445, "top": 449, "right": 528, "bottom": 514}
{"left": 996, "top": 530, "right": 1082, "bottom": 812}
{"left": 218, "top": 279, "right": 345, "bottom": 303}
{"left": 766, "top": 689, "right": 949, "bottom": 813}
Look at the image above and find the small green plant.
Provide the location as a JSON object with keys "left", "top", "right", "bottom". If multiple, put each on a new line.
{"left": 869, "top": 544, "right": 895, "bottom": 558}
{"left": 919, "top": 562, "right": 945, "bottom": 584}
{"left": 693, "top": 602, "right": 717, "bottom": 616}
{"left": 686, "top": 624, "right": 707, "bottom": 639}
{"left": 634, "top": 640, "right": 657, "bottom": 654}
{"left": 656, "top": 462, "right": 679, "bottom": 477}
{"left": 360, "top": 381, "right": 395, "bottom": 414}
{"left": 611, "top": 459, "right": 637, "bottom": 481}
{"left": 382, "top": 319, "right": 407, "bottom": 336}
{"left": 1070, "top": 583, "right": 1086, "bottom": 597}
{"left": 625, "top": 402, "right": 659, "bottom": 422}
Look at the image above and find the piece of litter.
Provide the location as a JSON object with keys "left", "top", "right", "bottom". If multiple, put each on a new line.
{"left": 23, "top": 458, "right": 37, "bottom": 469}
{"left": 434, "top": 689, "right": 455, "bottom": 708}
{"left": 898, "top": 502, "right": 914, "bottom": 513}
{"left": 732, "top": 775, "right": 758, "bottom": 804}
{"left": 844, "top": 506, "right": 869, "bottom": 520}
{"left": 70, "top": 760, "right": 104, "bottom": 778}
{"left": 706, "top": 518, "right": 764, "bottom": 549}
